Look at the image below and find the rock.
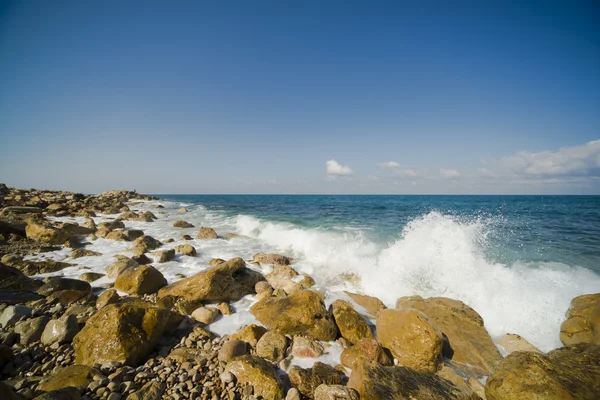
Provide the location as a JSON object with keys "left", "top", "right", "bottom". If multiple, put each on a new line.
{"left": 218, "top": 339, "right": 248, "bottom": 363}
{"left": 330, "top": 299, "right": 374, "bottom": 345}
{"left": 397, "top": 296, "right": 502, "bottom": 375}
{"left": 266, "top": 264, "right": 299, "bottom": 279}
{"left": 1, "top": 205, "right": 43, "bottom": 214}
{"left": 37, "top": 364, "right": 101, "bottom": 391}
{"left": 218, "top": 302, "right": 233, "bottom": 315}
{"left": 0, "top": 381, "right": 21, "bottom": 400}
{"left": 231, "top": 324, "right": 268, "bottom": 347}
{"left": 253, "top": 253, "right": 291, "bottom": 265}
{"left": 32, "top": 387, "right": 82, "bottom": 400}
{"left": 41, "top": 314, "right": 79, "bottom": 345}
{"left": 560, "top": 293, "right": 600, "bottom": 346}
{"left": 256, "top": 331, "right": 289, "bottom": 362}
{"left": 286, "top": 388, "right": 301, "bottom": 400}
{"left": 251, "top": 290, "right": 338, "bottom": 341}
{"left": 178, "top": 207, "right": 187, "bottom": 213}
{"left": 377, "top": 308, "right": 443, "bottom": 372}
{"left": 314, "top": 384, "right": 359, "bottom": 400}
{"left": 157, "top": 257, "right": 264, "bottom": 302}
{"left": 485, "top": 343, "right": 600, "bottom": 400}
{"left": 220, "top": 371, "right": 235, "bottom": 383}
{"left": 127, "top": 381, "right": 165, "bottom": 400}
{"left": 173, "top": 220, "right": 194, "bottom": 228}
{"left": 225, "top": 355, "right": 284, "bottom": 400}
{"left": 174, "top": 244, "right": 196, "bottom": 257}
{"left": 37, "top": 277, "right": 91, "bottom": 296}
{"left": 436, "top": 365, "right": 479, "bottom": 398}
{"left": 106, "top": 229, "right": 143, "bottom": 242}
{"left": 349, "top": 362, "right": 478, "bottom": 400}
{"left": 115, "top": 265, "right": 167, "bottom": 295}
{"left": 292, "top": 336, "right": 324, "bottom": 358}
{"left": 25, "top": 218, "right": 70, "bottom": 244}
{"left": 497, "top": 334, "right": 540, "bottom": 355}
{"left": 14, "top": 315, "right": 50, "bottom": 345}
{"left": 340, "top": 338, "right": 393, "bottom": 370}
{"left": 96, "top": 289, "right": 119, "bottom": 309}
{"left": 131, "top": 254, "right": 152, "bottom": 265}
{"left": 343, "top": 291, "right": 387, "bottom": 318}
{"left": 208, "top": 258, "right": 225, "bottom": 267}
{"left": 180, "top": 234, "right": 192, "bottom": 240}
{"left": 131, "top": 235, "right": 162, "bottom": 256}
{"left": 105, "top": 259, "right": 139, "bottom": 279}
{"left": 197, "top": 227, "right": 218, "bottom": 239}
{"left": 0, "top": 304, "right": 32, "bottom": 328}
{"left": 167, "top": 347, "right": 206, "bottom": 363}
{"left": 255, "top": 281, "right": 274, "bottom": 295}
{"left": 73, "top": 302, "right": 181, "bottom": 366}
{"left": 191, "top": 307, "right": 219, "bottom": 325}
{"left": 0, "top": 344, "right": 12, "bottom": 369}
{"left": 46, "top": 289, "right": 92, "bottom": 307}
{"left": 153, "top": 249, "right": 175, "bottom": 263}
{"left": 0, "top": 262, "right": 43, "bottom": 298}
{"left": 70, "top": 249, "right": 101, "bottom": 259}
{"left": 288, "top": 362, "right": 343, "bottom": 399}
{"left": 78, "top": 272, "right": 104, "bottom": 283}
{"left": 13, "top": 260, "right": 74, "bottom": 276}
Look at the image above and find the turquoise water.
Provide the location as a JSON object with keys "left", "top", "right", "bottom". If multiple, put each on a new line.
{"left": 155, "top": 194, "right": 600, "bottom": 350}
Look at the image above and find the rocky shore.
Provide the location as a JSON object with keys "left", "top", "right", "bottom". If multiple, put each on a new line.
{"left": 0, "top": 183, "right": 599, "bottom": 400}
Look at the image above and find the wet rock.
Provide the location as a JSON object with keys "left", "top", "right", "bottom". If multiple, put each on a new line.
{"left": 343, "top": 291, "right": 386, "bottom": 318}
{"left": 196, "top": 227, "right": 218, "bottom": 239}
{"left": 191, "top": 306, "right": 219, "bottom": 325}
{"left": 115, "top": 265, "right": 167, "bottom": 295}
{"left": 167, "top": 347, "right": 206, "bottom": 363}
{"left": 0, "top": 262, "right": 44, "bottom": 300}
{"left": 397, "top": 296, "right": 502, "bottom": 375}
{"left": 349, "top": 362, "right": 478, "bottom": 400}
{"left": 179, "top": 234, "right": 192, "bottom": 240}
{"left": 560, "top": 293, "right": 600, "bottom": 346}
{"left": 230, "top": 324, "right": 267, "bottom": 347}
{"left": 70, "top": 248, "right": 101, "bottom": 259}
{"left": 314, "top": 384, "right": 359, "bottom": 400}
{"left": 256, "top": 331, "right": 288, "bottom": 362}
{"left": 126, "top": 381, "right": 165, "bottom": 400}
{"left": 96, "top": 289, "right": 119, "bottom": 310}
{"left": 157, "top": 257, "right": 264, "bottom": 303}
{"left": 330, "top": 299, "right": 374, "bottom": 345}
{"left": 173, "top": 220, "right": 194, "bottom": 228}
{"left": 131, "top": 235, "right": 162, "bottom": 256}
{"left": 286, "top": 388, "right": 301, "bottom": 400}
{"left": 377, "top": 308, "right": 443, "bottom": 372}
{"left": 288, "top": 362, "right": 343, "bottom": 399}
{"left": 13, "top": 260, "right": 73, "bottom": 275}
{"left": 14, "top": 315, "right": 50, "bottom": 345}
{"left": 131, "top": 254, "right": 152, "bottom": 265}
{"left": 253, "top": 253, "right": 291, "bottom": 265}
{"left": 37, "top": 364, "right": 102, "bottom": 391}
{"left": 497, "top": 334, "right": 540, "bottom": 355}
{"left": 340, "top": 338, "right": 393, "bottom": 370}
{"left": 291, "top": 336, "right": 324, "bottom": 358}
{"left": 208, "top": 258, "right": 225, "bottom": 267}
{"left": 40, "top": 314, "right": 79, "bottom": 345}
{"left": 78, "top": 272, "right": 104, "bottom": 283}
{"left": 218, "top": 339, "right": 248, "bottom": 363}
{"left": 105, "top": 259, "right": 139, "bottom": 279}
{"left": 73, "top": 302, "right": 181, "bottom": 366}
{"left": 25, "top": 218, "right": 70, "bottom": 244}
{"left": 218, "top": 301, "right": 233, "bottom": 315}
{"left": 174, "top": 244, "right": 196, "bottom": 257}
{"left": 153, "top": 249, "right": 175, "bottom": 263}
{"left": 251, "top": 290, "right": 338, "bottom": 341}
{"left": 485, "top": 343, "right": 600, "bottom": 400}
{"left": 0, "top": 304, "right": 32, "bottom": 328}
{"left": 37, "top": 278, "right": 91, "bottom": 296}
{"left": 225, "top": 355, "right": 284, "bottom": 400}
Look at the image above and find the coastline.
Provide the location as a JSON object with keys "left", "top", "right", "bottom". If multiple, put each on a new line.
{"left": 1, "top": 184, "right": 599, "bottom": 400}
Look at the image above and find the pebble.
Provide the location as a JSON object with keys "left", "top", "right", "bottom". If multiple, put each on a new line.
{"left": 220, "top": 371, "right": 235, "bottom": 384}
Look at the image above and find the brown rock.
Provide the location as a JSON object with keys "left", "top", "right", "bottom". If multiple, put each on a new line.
{"left": 497, "top": 334, "right": 540, "bottom": 355}
{"left": 218, "top": 301, "right": 233, "bottom": 315}
{"left": 314, "top": 384, "right": 359, "bottom": 400}
{"left": 289, "top": 362, "right": 343, "bottom": 399}
{"left": 173, "top": 220, "right": 194, "bottom": 228}
{"left": 96, "top": 289, "right": 119, "bottom": 309}
{"left": 131, "top": 235, "right": 162, "bottom": 256}
{"left": 256, "top": 331, "right": 288, "bottom": 362}
{"left": 226, "top": 355, "right": 284, "bottom": 400}
{"left": 78, "top": 272, "right": 104, "bottom": 283}
{"left": 127, "top": 381, "right": 165, "bottom": 400}
{"left": 208, "top": 258, "right": 225, "bottom": 267}
{"left": 560, "top": 293, "right": 600, "bottom": 346}
{"left": 115, "top": 265, "right": 167, "bottom": 295}
{"left": 218, "top": 339, "right": 248, "bottom": 363}
{"left": 230, "top": 324, "right": 267, "bottom": 347}
{"left": 25, "top": 218, "right": 70, "bottom": 244}
{"left": 485, "top": 343, "right": 600, "bottom": 400}
{"left": 37, "top": 365, "right": 101, "bottom": 392}
{"left": 340, "top": 338, "right": 393, "bottom": 370}
{"left": 292, "top": 336, "right": 324, "bottom": 358}
{"left": 153, "top": 249, "right": 175, "bottom": 263}
{"left": 331, "top": 299, "right": 374, "bottom": 345}
{"left": 254, "top": 253, "right": 291, "bottom": 265}
{"left": 251, "top": 290, "right": 338, "bottom": 341}
{"left": 397, "top": 296, "right": 502, "bottom": 375}
{"left": 197, "top": 227, "right": 218, "bottom": 239}
{"left": 343, "top": 291, "right": 386, "bottom": 318}
{"left": 376, "top": 308, "right": 443, "bottom": 372}
{"left": 191, "top": 306, "right": 219, "bottom": 325}
{"left": 105, "top": 258, "right": 139, "bottom": 279}
{"left": 70, "top": 248, "right": 101, "bottom": 259}
{"left": 175, "top": 244, "right": 196, "bottom": 257}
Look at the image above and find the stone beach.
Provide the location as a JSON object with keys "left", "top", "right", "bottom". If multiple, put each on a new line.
{"left": 0, "top": 183, "right": 599, "bottom": 399}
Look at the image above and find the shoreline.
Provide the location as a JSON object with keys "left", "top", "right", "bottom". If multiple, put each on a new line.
{"left": 1, "top": 184, "right": 599, "bottom": 400}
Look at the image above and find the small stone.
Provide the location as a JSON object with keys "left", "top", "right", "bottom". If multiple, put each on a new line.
{"left": 285, "top": 387, "right": 301, "bottom": 400}
{"left": 191, "top": 307, "right": 219, "bottom": 325}
{"left": 220, "top": 371, "right": 235, "bottom": 384}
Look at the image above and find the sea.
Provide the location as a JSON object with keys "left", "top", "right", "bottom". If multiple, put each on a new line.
{"left": 41, "top": 194, "right": 600, "bottom": 355}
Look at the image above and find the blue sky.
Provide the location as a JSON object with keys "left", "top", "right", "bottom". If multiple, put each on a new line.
{"left": 1, "top": 0, "right": 599, "bottom": 194}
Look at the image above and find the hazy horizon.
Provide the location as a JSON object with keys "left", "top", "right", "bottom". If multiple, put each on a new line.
{"left": 1, "top": 1, "right": 599, "bottom": 195}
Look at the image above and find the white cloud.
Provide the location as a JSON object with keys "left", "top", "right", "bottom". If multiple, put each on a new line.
{"left": 377, "top": 161, "right": 419, "bottom": 178}
{"left": 502, "top": 140, "right": 600, "bottom": 176}
{"left": 378, "top": 161, "right": 401, "bottom": 168}
{"left": 326, "top": 160, "right": 353, "bottom": 176}
{"left": 440, "top": 169, "right": 460, "bottom": 179}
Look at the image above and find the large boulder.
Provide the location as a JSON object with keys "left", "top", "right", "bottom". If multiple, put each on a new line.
{"left": 115, "top": 265, "right": 167, "bottom": 295}
{"left": 251, "top": 290, "right": 338, "bottom": 341}
{"left": 0, "top": 262, "right": 43, "bottom": 303}
{"left": 349, "top": 362, "right": 479, "bottom": 400}
{"left": 340, "top": 338, "right": 393, "bottom": 370}
{"left": 288, "top": 362, "right": 343, "bottom": 399}
{"left": 225, "top": 355, "right": 284, "bottom": 400}
{"left": 485, "top": 343, "right": 600, "bottom": 400}
{"left": 397, "top": 296, "right": 502, "bottom": 375}
{"left": 197, "top": 227, "right": 218, "bottom": 239}
{"left": 497, "top": 334, "right": 540, "bottom": 355}
{"left": 37, "top": 278, "right": 91, "bottom": 296}
{"left": 343, "top": 291, "right": 387, "bottom": 318}
{"left": 256, "top": 331, "right": 289, "bottom": 362}
{"left": 15, "top": 316, "right": 50, "bottom": 345}
{"left": 37, "top": 365, "right": 101, "bottom": 392}
{"left": 105, "top": 258, "right": 139, "bottom": 279}
{"left": 376, "top": 308, "right": 444, "bottom": 372}
{"left": 253, "top": 253, "right": 291, "bottom": 265}
{"left": 330, "top": 299, "right": 374, "bottom": 345}
{"left": 72, "top": 302, "right": 181, "bottom": 366}
{"left": 41, "top": 314, "right": 79, "bottom": 345}
{"left": 157, "top": 257, "right": 263, "bottom": 303}
{"left": 25, "top": 218, "right": 70, "bottom": 244}
{"left": 131, "top": 235, "right": 162, "bottom": 256}
{"left": 560, "top": 293, "right": 600, "bottom": 346}
{"left": 175, "top": 244, "right": 196, "bottom": 257}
